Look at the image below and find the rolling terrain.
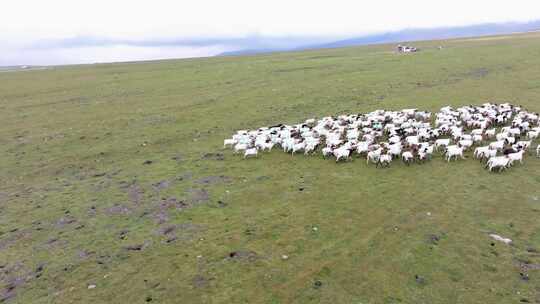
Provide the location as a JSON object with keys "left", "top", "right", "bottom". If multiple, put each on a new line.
{"left": 1, "top": 31, "right": 540, "bottom": 303}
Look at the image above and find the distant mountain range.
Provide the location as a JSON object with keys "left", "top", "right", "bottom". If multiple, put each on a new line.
{"left": 218, "top": 20, "right": 540, "bottom": 56}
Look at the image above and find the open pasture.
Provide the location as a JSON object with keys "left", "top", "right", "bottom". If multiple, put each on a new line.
{"left": 1, "top": 32, "right": 540, "bottom": 303}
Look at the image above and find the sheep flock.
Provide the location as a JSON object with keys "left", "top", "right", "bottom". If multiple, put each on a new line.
{"left": 224, "top": 103, "right": 540, "bottom": 172}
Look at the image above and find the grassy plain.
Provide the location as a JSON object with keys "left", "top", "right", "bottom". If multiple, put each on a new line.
{"left": 1, "top": 32, "right": 540, "bottom": 303}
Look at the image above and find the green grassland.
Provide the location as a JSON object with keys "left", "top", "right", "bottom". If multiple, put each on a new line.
{"left": 1, "top": 32, "right": 540, "bottom": 303}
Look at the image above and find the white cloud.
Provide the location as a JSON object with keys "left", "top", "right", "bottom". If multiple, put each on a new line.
{"left": 1, "top": 0, "right": 539, "bottom": 65}
{"left": 0, "top": 45, "right": 228, "bottom": 66}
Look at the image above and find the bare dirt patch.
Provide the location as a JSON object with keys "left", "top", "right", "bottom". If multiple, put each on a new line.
{"left": 105, "top": 204, "right": 132, "bottom": 216}
{"left": 0, "top": 261, "right": 44, "bottom": 302}
{"left": 201, "top": 153, "right": 224, "bottom": 161}
{"left": 192, "top": 275, "right": 209, "bottom": 288}
{"left": 186, "top": 189, "right": 210, "bottom": 204}
{"left": 0, "top": 230, "right": 32, "bottom": 251}
{"left": 0, "top": 193, "right": 7, "bottom": 204}
{"left": 127, "top": 184, "right": 144, "bottom": 205}
{"left": 151, "top": 197, "right": 188, "bottom": 224}
{"left": 77, "top": 250, "right": 95, "bottom": 260}
{"left": 227, "top": 250, "right": 259, "bottom": 262}
{"left": 55, "top": 216, "right": 77, "bottom": 228}
{"left": 152, "top": 180, "right": 171, "bottom": 191}
{"left": 124, "top": 241, "right": 151, "bottom": 251}
{"left": 195, "top": 176, "right": 232, "bottom": 185}
{"left": 156, "top": 223, "right": 205, "bottom": 243}
{"left": 467, "top": 68, "right": 489, "bottom": 79}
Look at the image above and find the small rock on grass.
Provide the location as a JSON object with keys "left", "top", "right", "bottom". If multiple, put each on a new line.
{"left": 415, "top": 275, "right": 426, "bottom": 285}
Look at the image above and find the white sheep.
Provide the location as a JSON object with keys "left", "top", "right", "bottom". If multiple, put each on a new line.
{"left": 224, "top": 103, "right": 538, "bottom": 173}
{"left": 259, "top": 142, "right": 275, "bottom": 152}
{"left": 435, "top": 139, "right": 450, "bottom": 151}
{"left": 376, "top": 154, "right": 393, "bottom": 167}
{"left": 243, "top": 148, "right": 258, "bottom": 159}
{"left": 479, "top": 149, "right": 497, "bottom": 161}
{"left": 322, "top": 147, "right": 333, "bottom": 158}
{"left": 489, "top": 140, "right": 505, "bottom": 151}
{"left": 402, "top": 151, "right": 414, "bottom": 165}
{"left": 458, "top": 139, "right": 473, "bottom": 150}
{"left": 485, "top": 128, "right": 496, "bottom": 138}
{"left": 445, "top": 146, "right": 465, "bottom": 161}
{"left": 234, "top": 143, "right": 248, "bottom": 154}
{"left": 333, "top": 147, "right": 351, "bottom": 162}
{"left": 224, "top": 139, "right": 237, "bottom": 148}
{"left": 291, "top": 142, "right": 306, "bottom": 155}
{"left": 474, "top": 146, "right": 490, "bottom": 159}
{"left": 486, "top": 156, "right": 510, "bottom": 171}
{"left": 367, "top": 149, "right": 382, "bottom": 164}
{"left": 507, "top": 150, "right": 525, "bottom": 165}
{"left": 528, "top": 130, "right": 539, "bottom": 140}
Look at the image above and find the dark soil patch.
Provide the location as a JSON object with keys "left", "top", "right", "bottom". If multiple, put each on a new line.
{"left": 187, "top": 189, "right": 210, "bottom": 204}
{"left": 96, "top": 254, "right": 112, "bottom": 265}
{"left": 227, "top": 250, "right": 259, "bottom": 262}
{"left": 0, "top": 192, "right": 8, "bottom": 204}
{"left": 192, "top": 275, "right": 209, "bottom": 288}
{"left": 526, "top": 247, "right": 538, "bottom": 253}
{"left": 0, "top": 262, "right": 35, "bottom": 302}
{"left": 105, "top": 204, "right": 132, "bottom": 216}
{"left": 468, "top": 68, "right": 489, "bottom": 78}
{"left": 171, "top": 154, "right": 183, "bottom": 162}
{"left": 45, "top": 238, "right": 58, "bottom": 245}
{"left": 164, "top": 235, "right": 177, "bottom": 243}
{"left": 426, "top": 234, "right": 441, "bottom": 245}
{"left": 127, "top": 184, "right": 144, "bottom": 204}
{"left": 415, "top": 274, "right": 426, "bottom": 285}
{"left": 1, "top": 277, "right": 25, "bottom": 302}
{"left": 153, "top": 211, "right": 169, "bottom": 224}
{"left": 177, "top": 172, "right": 193, "bottom": 181}
{"left": 150, "top": 197, "right": 190, "bottom": 224}
{"left": 56, "top": 216, "right": 77, "bottom": 228}
{"left": 118, "top": 229, "right": 129, "bottom": 240}
{"left": 195, "top": 175, "right": 232, "bottom": 185}
{"left": 306, "top": 55, "right": 339, "bottom": 60}
{"left": 519, "top": 272, "right": 530, "bottom": 281}
{"left": 124, "top": 241, "right": 150, "bottom": 251}
{"left": 157, "top": 225, "right": 176, "bottom": 236}
{"left": 159, "top": 223, "right": 205, "bottom": 242}
{"left": 273, "top": 66, "right": 317, "bottom": 73}
{"left": 519, "top": 262, "right": 540, "bottom": 271}
{"left": 152, "top": 180, "right": 171, "bottom": 191}
{"left": 34, "top": 263, "right": 45, "bottom": 278}
{"left": 201, "top": 153, "right": 224, "bottom": 161}
{"left": 77, "top": 250, "right": 95, "bottom": 260}
{"left": 0, "top": 230, "right": 31, "bottom": 251}
{"left": 159, "top": 197, "right": 187, "bottom": 209}
{"left": 124, "top": 244, "right": 144, "bottom": 251}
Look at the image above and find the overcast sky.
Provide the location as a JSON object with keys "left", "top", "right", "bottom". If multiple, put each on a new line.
{"left": 2, "top": 0, "right": 540, "bottom": 65}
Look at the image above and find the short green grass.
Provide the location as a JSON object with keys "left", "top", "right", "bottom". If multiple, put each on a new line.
{"left": 1, "top": 32, "right": 540, "bottom": 304}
